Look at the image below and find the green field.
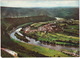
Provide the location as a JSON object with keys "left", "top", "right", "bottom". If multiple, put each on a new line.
{"left": 12, "top": 38, "right": 70, "bottom": 57}
{"left": 25, "top": 31, "right": 79, "bottom": 46}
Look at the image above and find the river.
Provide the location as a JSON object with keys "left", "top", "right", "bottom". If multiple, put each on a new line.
{"left": 10, "top": 28, "right": 79, "bottom": 54}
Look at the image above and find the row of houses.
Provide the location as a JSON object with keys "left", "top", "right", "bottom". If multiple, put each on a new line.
{"left": 24, "top": 23, "right": 63, "bottom": 33}
{"left": 38, "top": 23, "right": 63, "bottom": 32}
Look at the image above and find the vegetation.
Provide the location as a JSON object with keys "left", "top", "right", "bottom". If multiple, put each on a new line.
{"left": 24, "top": 20, "right": 79, "bottom": 47}
{"left": 1, "top": 21, "right": 46, "bottom": 57}
{"left": 18, "top": 22, "right": 33, "bottom": 28}
{"left": 2, "top": 15, "right": 55, "bottom": 32}
{"left": 1, "top": 30, "right": 46, "bottom": 57}
{"left": 1, "top": 7, "right": 79, "bottom": 57}
{"left": 1, "top": 7, "right": 79, "bottom": 20}
{"left": 67, "top": 25, "right": 79, "bottom": 29}
{"left": 31, "top": 22, "right": 48, "bottom": 27}
{"left": 63, "top": 24, "right": 79, "bottom": 37}
{"left": 14, "top": 33, "right": 29, "bottom": 42}
{"left": 12, "top": 39, "right": 70, "bottom": 57}
{"left": 26, "top": 31, "right": 79, "bottom": 47}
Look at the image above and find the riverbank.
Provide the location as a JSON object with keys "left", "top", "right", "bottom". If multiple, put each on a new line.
{"left": 12, "top": 27, "right": 79, "bottom": 57}
{"left": 9, "top": 26, "right": 70, "bottom": 57}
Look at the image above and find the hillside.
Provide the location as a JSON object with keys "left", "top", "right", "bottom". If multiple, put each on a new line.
{"left": 1, "top": 7, "right": 79, "bottom": 20}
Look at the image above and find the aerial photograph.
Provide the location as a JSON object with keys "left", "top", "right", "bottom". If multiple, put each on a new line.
{"left": 1, "top": 0, "right": 79, "bottom": 57}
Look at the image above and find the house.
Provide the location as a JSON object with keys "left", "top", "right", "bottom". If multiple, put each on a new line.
{"left": 29, "top": 29, "right": 38, "bottom": 33}
{"left": 24, "top": 26, "right": 30, "bottom": 33}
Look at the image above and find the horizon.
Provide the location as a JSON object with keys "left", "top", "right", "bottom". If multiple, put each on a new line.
{"left": 0, "top": 0, "right": 79, "bottom": 8}
{"left": 1, "top": 6, "right": 79, "bottom": 8}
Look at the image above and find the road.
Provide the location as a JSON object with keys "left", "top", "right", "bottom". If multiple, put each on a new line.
{"left": 1, "top": 48, "right": 18, "bottom": 57}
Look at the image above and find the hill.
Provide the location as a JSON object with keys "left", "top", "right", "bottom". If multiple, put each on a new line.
{"left": 1, "top": 7, "right": 79, "bottom": 20}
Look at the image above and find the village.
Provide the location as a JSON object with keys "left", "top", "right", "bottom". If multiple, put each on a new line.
{"left": 23, "top": 23, "right": 63, "bottom": 34}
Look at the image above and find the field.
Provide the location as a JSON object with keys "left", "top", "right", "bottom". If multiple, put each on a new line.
{"left": 20, "top": 20, "right": 79, "bottom": 47}
{"left": 25, "top": 31, "right": 79, "bottom": 47}
{"left": 12, "top": 39, "right": 69, "bottom": 57}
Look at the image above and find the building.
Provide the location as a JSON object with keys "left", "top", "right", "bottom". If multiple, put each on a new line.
{"left": 38, "top": 23, "right": 62, "bottom": 32}
{"left": 24, "top": 23, "right": 63, "bottom": 33}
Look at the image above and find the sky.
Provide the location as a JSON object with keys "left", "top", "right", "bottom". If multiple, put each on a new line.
{"left": 0, "top": 0, "right": 79, "bottom": 8}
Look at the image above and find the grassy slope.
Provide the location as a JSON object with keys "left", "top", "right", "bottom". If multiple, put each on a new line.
{"left": 1, "top": 20, "right": 45, "bottom": 57}
{"left": 1, "top": 31, "right": 46, "bottom": 57}
{"left": 26, "top": 32, "right": 79, "bottom": 46}
{"left": 2, "top": 16, "right": 55, "bottom": 32}
{"left": 12, "top": 38, "right": 69, "bottom": 57}
{"left": 25, "top": 20, "right": 79, "bottom": 46}
{"left": 30, "top": 20, "right": 79, "bottom": 37}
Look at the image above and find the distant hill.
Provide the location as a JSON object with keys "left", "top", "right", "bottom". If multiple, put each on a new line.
{"left": 1, "top": 7, "right": 79, "bottom": 20}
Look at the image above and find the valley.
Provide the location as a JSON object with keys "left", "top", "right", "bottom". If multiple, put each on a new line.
{"left": 1, "top": 7, "right": 79, "bottom": 57}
